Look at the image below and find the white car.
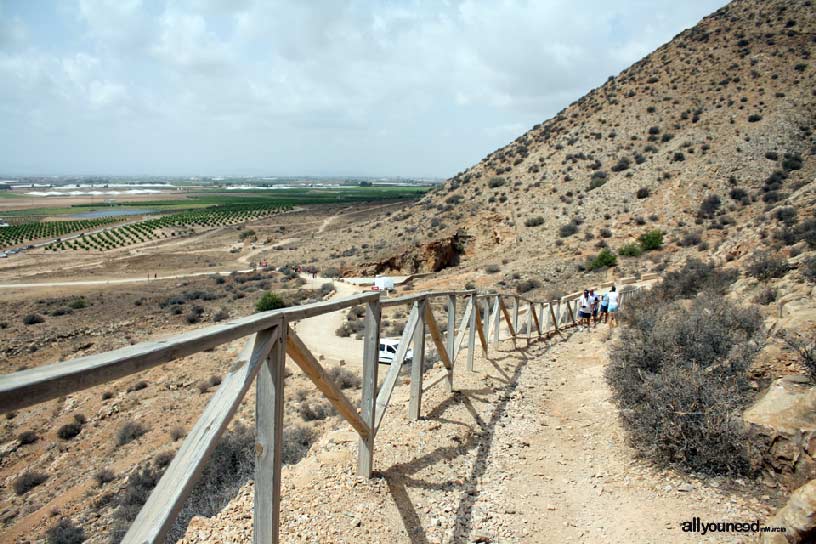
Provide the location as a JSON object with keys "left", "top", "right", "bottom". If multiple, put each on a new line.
{"left": 378, "top": 338, "right": 413, "bottom": 365}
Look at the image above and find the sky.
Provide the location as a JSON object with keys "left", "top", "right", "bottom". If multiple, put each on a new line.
{"left": 0, "top": 0, "right": 727, "bottom": 178}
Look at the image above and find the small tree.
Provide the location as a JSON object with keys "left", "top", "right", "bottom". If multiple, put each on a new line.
{"left": 618, "top": 243, "right": 643, "bottom": 257}
{"left": 256, "top": 292, "right": 286, "bottom": 312}
{"left": 588, "top": 249, "right": 617, "bottom": 270}
{"left": 639, "top": 230, "right": 663, "bottom": 251}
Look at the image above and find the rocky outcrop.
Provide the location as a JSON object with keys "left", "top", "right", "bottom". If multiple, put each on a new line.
{"left": 762, "top": 479, "right": 816, "bottom": 544}
{"left": 744, "top": 376, "right": 816, "bottom": 491}
{"left": 360, "top": 232, "right": 472, "bottom": 275}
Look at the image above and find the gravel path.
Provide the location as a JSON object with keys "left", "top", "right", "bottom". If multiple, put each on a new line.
{"left": 180, "top": 325, "right": 771, "bottom": 543}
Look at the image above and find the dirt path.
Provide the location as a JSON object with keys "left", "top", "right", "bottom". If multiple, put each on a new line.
{"left": 291, "top": 279, "right": 366, "bottom": 366}
{"left": 182, "top": 323, "right": 771, "bottom": 543}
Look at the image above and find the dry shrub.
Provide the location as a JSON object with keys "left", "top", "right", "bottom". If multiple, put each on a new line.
{"left": 607, "top": 290, "right": 764, "bottom": 475}
{"left": 14, "top": 471, "right": 48, "bottom": 495}
{"left": 116, "top": 421, "right": 147, "bottom": 447}
{"left": 326, "top": 366, "right": 361, "bottom": 389}
{"left": 45, "top": 518, "right": 85, "bottom": 544}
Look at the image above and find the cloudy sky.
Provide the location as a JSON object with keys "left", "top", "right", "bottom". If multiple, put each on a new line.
{"left": 0, "top": 0, "right": 726, "bottom": 177}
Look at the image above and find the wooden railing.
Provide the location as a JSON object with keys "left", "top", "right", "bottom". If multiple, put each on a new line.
{"left": 0, "top": 283, "right": 637, "bottom": 543}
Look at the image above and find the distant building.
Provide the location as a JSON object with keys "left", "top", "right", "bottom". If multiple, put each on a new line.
{"left": 0, "top": 219, "right": 10, "bottom": 228}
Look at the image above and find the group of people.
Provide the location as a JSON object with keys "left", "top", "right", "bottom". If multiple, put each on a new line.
{"left": 577, "top": 286, "right": 619, "bottom": 329}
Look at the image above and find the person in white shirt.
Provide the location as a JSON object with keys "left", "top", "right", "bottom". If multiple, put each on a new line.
{"left": 577, "top": 289, "right": 593, "bottom": 330}
{"left": 606, "top": 286, "right": 620, "bottom": 327}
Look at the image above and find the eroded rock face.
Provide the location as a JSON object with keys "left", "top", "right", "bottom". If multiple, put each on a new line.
{"left": 744, "top": 376, "right": 816, "bottom": 491}
{"left": 762, "top": 479, "right": 816, "bottom": 544}
{"left": 360, "top": 232, "right": 472, "bottom": 275}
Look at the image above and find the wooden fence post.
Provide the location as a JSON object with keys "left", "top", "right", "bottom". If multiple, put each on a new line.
{"left": 525, "top": 301, "right": 532, "bottom": 342}
{"left": 446, "top": 295, "right": 455, "bottom": 392}
{"left": 357, "top": 299, "right": 380, "bottom": 478}
{"left": 481, "top": 297, "right": 490, "bottom": 352}
{"left": 512, "top": 296, "right": 519, "bottom": 334}
{"left": 492, "top": 295, "right": 501, "bottom": 347}
{"left": 255, "top": 324, "right": 287, "bottom": 544}
{"left": 408, "top": 299, "right": 426, "bottom": 421}
{"left": 467, "top": 293, "right": 477, "bottom": 371}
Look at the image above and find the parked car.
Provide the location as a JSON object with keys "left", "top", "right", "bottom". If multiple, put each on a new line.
{"left": 378, "top": 338, "right": 412, "bottom": 365}
{"left": 0, "top": 252, "right": 6, "bottom": 258}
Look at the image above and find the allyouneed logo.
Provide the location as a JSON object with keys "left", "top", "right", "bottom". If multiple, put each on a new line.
{"left": 680, "top": 517, "right": 786, "bottom": 535}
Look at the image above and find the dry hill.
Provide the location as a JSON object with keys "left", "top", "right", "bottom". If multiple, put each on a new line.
{"left": 295, "top": 0, "right": 814, "bottom": 294}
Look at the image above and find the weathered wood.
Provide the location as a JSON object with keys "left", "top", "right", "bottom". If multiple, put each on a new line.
{"left": 446, "top": 295, "right": 455, "bottom": 392}
{"left": 0, "top": 292, "right": 378, "bottom": 414}
{"left": 121, "top": 326, "right": 280, "bottom": 544}
{"left": 549, "top": 303, "right": 564, "bottom": 338}
{"left": 381, "top": 290, "right": 473, "bottom": 307}
{"left": 499, "top": 298, "right": 516, "bottom": 337}
{"left": 453, "top": 298, "right": 473, "bottom": 362}
{"left": 481, "top": 297, "right": 490, "bottom": 344}
{"left": 286, "top": 327, "right": 369, "bottom": 439}
{"left": 532, "top": 302, "right": 542, "bottom": 337}
{"left": 408, "top": 299, "right": 427, "bottom": 421}
{"left": 357, "top": 300, "right": 380, "bottom": 478}
{"left": 568, "top": 299, "right": 577, "bottom": 325}
{"left": 467, "top": 294, "right": 477, "bottom": 371}
{"left": 374, "top": 302, "right": 420, "bottom": 433}
{"left": 424, "top": 304, "right": 451, "bottom": 370}
{"left": 422, "top": 368, "right": 450, "bottom": 393}
{"left": 255, "top": 327, "right": 287, "bottom": 544}
{"left": 474, "top": 303, "right": 489, "bottom": 354}
{"left": 512, "top": 296, "right": 520, "bottom": 333}
{"left": 525, "top": 301, "right": 533, "bottom": 339}
{"left": 491, "top": 295, "right": 501, "bottom": 346}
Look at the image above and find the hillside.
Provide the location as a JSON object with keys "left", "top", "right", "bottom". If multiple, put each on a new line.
{"left": 294, "top": 0, "right": 815, "bottom": 292}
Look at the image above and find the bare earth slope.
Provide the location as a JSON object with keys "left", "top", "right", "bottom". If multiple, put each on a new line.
{"left": 181, "top": 328, "right": 771, "bottom": 543}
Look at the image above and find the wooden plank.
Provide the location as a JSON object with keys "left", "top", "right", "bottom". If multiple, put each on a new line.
{"left": 538, "top": 303, "right": 546, "bottom": 335}
{"left": 474, "top": 304, "right": 489, "bottom": 354}
{"left": 121, "top": 326, "right": 280, "bottom": 544}
{"left": 481, "top": 297, "right": 490, "bottom": 344}
{"left": 526, "top": 301, "right": 533, "bottom": 339}
{"left": 286, "top": 327, "right": 369, "bottom": 439}
{"left": 499, "top": 298, "right": 516, "bottom": 337}
{"left": 0, "top": 291, "right": 379, "bottom": 414}
{"left": 512, "top": 296, "right": 520, "bottom": 333}
{"left": 374, "top": 302, "right": 420, "bottom": 433}
{"left": 549, "top": 303, "right": 564, "bottom": 339}
{"left": 568, "top": 299, "right": 577, "bottom": 325}
{"left": 424, "top": 304, "right": 451, "bottom": 370}
{"left": 467, "top": 294, "right": 477, "bottom": 371}
{"left": 491, "top": 295, "right": 500, "bottom": 346}
{"left": 422, "top": 368, "right": 450, "bottom": 393}
{"left": 446, "top": 295, "right": 455, "bottom": 392}
{"left": 357, "top": 300, "right": 380, "bottom": 478}
{"left": 453, "top": 298, "right": 472, "bottom": 362}
{"left": 532, "top": 303, "right": 542, "bottom": 337}
{"left": 408, "top": 299, "right": 427, "bottom": 421}
{"left": 255, "top": 328, "right": 286, "bottom": 544}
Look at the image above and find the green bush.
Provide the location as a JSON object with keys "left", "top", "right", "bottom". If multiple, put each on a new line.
{"left": 588, "top": 248, "right": 617, "bottom": 270}
{"left": 524, "top": 216, "right": 544, "bottom": 227}
{"left": 639, "top": 230, "right": 663, "bottom": 251}
{"left": 618, "top": 243, "right": 643, "bottom": 257}
{"left": 255, "top": 292, "right": 286, "bottom": 312}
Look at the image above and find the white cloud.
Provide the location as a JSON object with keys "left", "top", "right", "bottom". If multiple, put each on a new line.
{"left": 0, "top": 0, "right": 727, "bottom": 176}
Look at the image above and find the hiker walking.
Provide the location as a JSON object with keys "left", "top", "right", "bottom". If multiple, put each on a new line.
{"left": 600, "top": 289, "right": 610, "bottom": 323}
{"left": 606, "top": 286, "right": 620, "bottom": 327}
{"left": 578, "top": 289, "right": 593, "bottom": 330}
{"left": 590, "top": 288, "right": 600, "bottom": 325}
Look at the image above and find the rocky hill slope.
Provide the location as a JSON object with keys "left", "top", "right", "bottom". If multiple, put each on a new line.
{"left": 297, "top": 0, "right": 814, "bottom": 291}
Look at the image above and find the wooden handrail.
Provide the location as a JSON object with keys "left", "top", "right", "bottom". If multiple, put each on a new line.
{"left": 0, "top": 278, "right": 646, "bottom": 544}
